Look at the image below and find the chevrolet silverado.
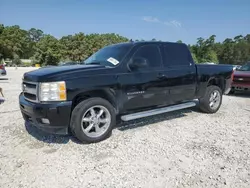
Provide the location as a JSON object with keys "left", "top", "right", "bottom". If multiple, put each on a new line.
{"left": 19, "top": 41, "right": 234, "bottom": 143}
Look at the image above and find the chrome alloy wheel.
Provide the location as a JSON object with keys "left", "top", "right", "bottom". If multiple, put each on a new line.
{"left": 209, "top": 90, "right": 221, "bottom": 110}
{"left": 81, "top": 105, "right": 111, "bottom": 138}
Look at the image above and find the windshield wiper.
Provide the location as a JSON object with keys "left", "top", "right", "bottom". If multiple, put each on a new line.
{"left": 80, "top": 61, "right": 112, "bottom": 68}
{"left": 80, "top": 61, "right": 101, "bottom": 65}
{"left": 87, "top": 62, "right": 101, "bottom": 65}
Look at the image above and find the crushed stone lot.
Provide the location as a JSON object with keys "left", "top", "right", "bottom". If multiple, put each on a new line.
{"left": 0, "top": 67, "right": 250, "bottom": 188}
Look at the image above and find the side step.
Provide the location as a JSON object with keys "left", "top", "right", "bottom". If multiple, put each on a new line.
{"left": 121, "top": 101, "right": 196, "bottom": 121}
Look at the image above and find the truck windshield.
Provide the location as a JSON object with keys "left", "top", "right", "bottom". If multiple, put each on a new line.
{"left": 83, "top": 43, "right": 132, "bottom": 67}
{"left": 238, "top": 64, "right": 250, "bottom": 71}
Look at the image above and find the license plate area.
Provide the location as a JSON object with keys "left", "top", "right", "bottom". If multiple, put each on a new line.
{"left": 235, "top": 87, "right": 244, "bottom": 90}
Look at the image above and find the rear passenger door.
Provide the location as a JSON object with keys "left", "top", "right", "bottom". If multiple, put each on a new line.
{"left": 161, "top": 43, "right": 196, "bottom": 103}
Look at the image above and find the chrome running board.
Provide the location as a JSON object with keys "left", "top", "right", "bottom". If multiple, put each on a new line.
{"left": 121, "top": 101, "right": 196, "bottom": 121}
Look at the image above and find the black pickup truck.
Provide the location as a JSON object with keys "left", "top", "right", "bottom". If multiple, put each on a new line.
{"left": 19, "top": 41, "right": 233, "bottom": 143}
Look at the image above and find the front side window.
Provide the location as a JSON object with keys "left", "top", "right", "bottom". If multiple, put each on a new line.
{"left": 83, "top": 43, "right": 132, "bottom": 67}
{"left": 132, "top": 45, "right": 162, "bottom": 68}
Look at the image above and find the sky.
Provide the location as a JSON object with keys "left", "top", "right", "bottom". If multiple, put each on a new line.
{"left": 0, "top": 0, "right": 250, "bottom": 44}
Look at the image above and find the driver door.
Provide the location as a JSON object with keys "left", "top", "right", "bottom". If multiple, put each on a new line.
{"left": 118, "top": 44, "right": 169, "bottom": 112}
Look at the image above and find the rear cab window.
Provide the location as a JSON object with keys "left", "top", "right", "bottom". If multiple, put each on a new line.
{"left": 162, "top": 43, "right": 193, "bottom": 67}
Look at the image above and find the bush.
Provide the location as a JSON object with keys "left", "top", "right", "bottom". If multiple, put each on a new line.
{"left": 12, "top": 54, "right": 21, "bottom": 65}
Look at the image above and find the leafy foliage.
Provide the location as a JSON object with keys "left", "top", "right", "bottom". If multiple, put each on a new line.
{"left": 191, "top": 52, "right": 198, "bottom": 63}
{"left": 12, "top": 54, "right": 22, "bottom": 65}
{"left": 32, "top": 35, "right": 61, "bottom": 66}
{"left": 0, "top": 25, "right": 31, "bottom": 59}
{"left": 0, "top": 23, "right": 249, "bottom": 66}
{"left": 28, "top": 28, "right": 44, "bottom": 42}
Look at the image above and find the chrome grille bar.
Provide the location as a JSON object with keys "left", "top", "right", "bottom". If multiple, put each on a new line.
{"left": 22, "top": 81, "right": 39, "bottom": 102}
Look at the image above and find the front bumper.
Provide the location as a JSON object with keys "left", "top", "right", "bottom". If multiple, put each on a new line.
{"left": 231, "top": 83, "right": 250, "bottom": 91}
{"left": 0, "top": 70, "right": 6, "bottom": 76}
{"left": 19, "top": 93, "right": 72, "bottom": 135}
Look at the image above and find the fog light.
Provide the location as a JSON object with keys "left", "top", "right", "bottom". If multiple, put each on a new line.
{"left": 41, "top": 118, "right": 50, "bottom": 124}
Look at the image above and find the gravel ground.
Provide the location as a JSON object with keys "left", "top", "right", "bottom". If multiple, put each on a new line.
{"left": 0, "top": 67, "right": 250, "bottom": 188}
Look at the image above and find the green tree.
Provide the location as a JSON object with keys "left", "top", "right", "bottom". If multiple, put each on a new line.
{"left": 32, "top": 35, "right": 61, "bottom": 66}
{"left": 59, "top": 33, "right": 128, "bottom": 62}
{"left": 1, "top": 23, "right": 250, "bottom": 66}
{"left": 205, "top": 50, "right": 219, "bottom": 63}
{"left": 60, "top": 33, "right": 87, "bottom": 61}
{"left": 192, "top": 35, "right": 219, "bottom": 63}
{"left": 28, "top": 28, "right": 44, "bottom": 42}
{"left": 219, "top": 38, "right": 235, "bottom": 64}
{"left": 0, "top": 24, "right": 4, "bottom": 34}
{"left": 12, "top": 54, "right": 22, "bottom": 65}
{"left": 191, "top": 52, "right": 198, "bottom": 63}
{"left": 0, "top": 25, "right": 31, "bottom": 59}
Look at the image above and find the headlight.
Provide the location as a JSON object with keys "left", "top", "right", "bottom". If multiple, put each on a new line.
{"left": 39, "top": 81, "right": 66, "bottom": 101}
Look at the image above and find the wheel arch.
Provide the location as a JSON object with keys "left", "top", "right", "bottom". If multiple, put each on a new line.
{"left": 71, "top": 88, "right": 118, "bottom": 114}
{"left": 207, "top": 77, "right": 225, "bottom": 92}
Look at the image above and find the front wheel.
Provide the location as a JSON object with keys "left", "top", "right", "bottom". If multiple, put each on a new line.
{"left": 199, "top": 85, "right": 222, "bottom": 113}
{"left": 70, "top": 98, "right": 116, "bottom": 143}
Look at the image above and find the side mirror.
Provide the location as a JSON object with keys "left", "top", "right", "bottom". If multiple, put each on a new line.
{"left": 129, "top": 57, "right": 148, "bottom": 70}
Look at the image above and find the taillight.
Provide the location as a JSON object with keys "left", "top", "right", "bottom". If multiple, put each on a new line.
{"left": 0, "top": 65, "right": 3, "bottom": 69}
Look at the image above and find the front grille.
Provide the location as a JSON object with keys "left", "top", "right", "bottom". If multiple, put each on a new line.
{"left": 22, "top": 81, "right": 39, "bottom": 102}
{"left": 233, "top": 76, "right": 250, "bottom": 83}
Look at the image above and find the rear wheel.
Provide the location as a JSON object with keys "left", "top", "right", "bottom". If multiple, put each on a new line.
{"left": 199, "top": 85, "right": 222, "bottom": 113}
{"left": 70, "top": 98, "right": 116, "bottom": 143}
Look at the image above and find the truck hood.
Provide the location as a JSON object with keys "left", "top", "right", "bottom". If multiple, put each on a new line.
{"left": 233, "top": 71, "right": 250, "bottom": 77}
{"left": 23, "top": 64, "right": 107, "bottom": 82}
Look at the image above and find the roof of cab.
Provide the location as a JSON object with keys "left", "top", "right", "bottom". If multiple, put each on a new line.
{"left": 106, "top": 41, "right": 188, "bottom": 49}
{"left": 110, "top": 40, "right": 187, "bottom": 47}
{"left": 130, "top": 40, "right": 186, "bottom": 45}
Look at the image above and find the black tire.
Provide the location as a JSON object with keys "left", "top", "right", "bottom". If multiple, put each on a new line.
{"left": 229, "top": 88, "right": 235, "bottom": 94}
{"left": 199, "top": 85, "right": 222, "bottom": 113}
{"left": 70, "top": 97, "right": 116, "bottom": 143}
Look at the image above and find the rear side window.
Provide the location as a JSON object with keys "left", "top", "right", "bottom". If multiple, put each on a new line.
{"left": 163, "top": 43, "right": 192, "bottom": 67}
{"left": 132, "top": 44, "right": 162, "bottom": 68}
